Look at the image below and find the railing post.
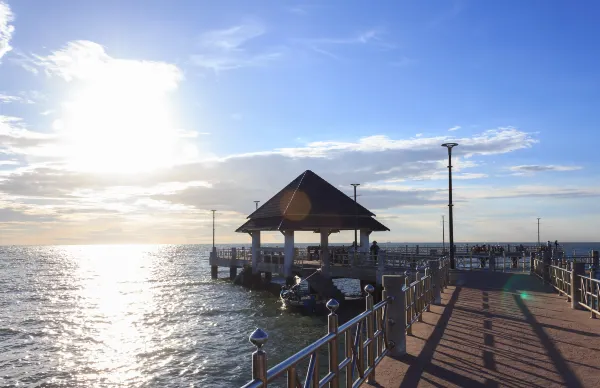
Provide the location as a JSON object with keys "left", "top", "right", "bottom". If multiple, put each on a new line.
{"left": 543, "top": 249, "right": 552, "bottom": 284}
{"left": 249, "top": 328, "right": 268, "bottom": 387}
{"left": 571, "top": 263, "right": 584, "bottom": 310}
{"left": 416, "top": 272, "right": 424, "bottom": 321}
{"left": 404, "top": 272, "right": 412, "bottom": 335}
{"left": 424, "top": 267, "right": 431, "bottom": 311}
{"left": 382, "top": 275, "right": 406, "bottom": 357}
{"left": 364, "top": 285, "right": 375, "bottom": 383}
{"left": 429, "top": 260, "right": 441, "bottom": 304}
{"left": 211, "top": 247, "right": 218, "bottom": 279}
{"left": 326, "top": 299, "right": 340, "bottom": 388}
{"left": 592, "top": 251, "right": 599, "bottom": 279}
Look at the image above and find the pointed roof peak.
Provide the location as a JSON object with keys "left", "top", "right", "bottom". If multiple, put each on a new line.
{"left": 237, "top": 170, "right": 389, "bottom": 233}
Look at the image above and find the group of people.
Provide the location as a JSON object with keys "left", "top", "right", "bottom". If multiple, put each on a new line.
{"left": 470, "top": 244, "right": 506, "bottom": 254}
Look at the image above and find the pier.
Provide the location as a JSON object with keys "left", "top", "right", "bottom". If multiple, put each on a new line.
{"left": 238, "top": 249, "right": 600, "bottom": 388}
{"left": 207, "top": 170, "right": 600, "bottom": 387}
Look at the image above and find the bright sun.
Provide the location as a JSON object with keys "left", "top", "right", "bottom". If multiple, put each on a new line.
{"left": 52, "top": 44, "right": 191, "bottom": 174}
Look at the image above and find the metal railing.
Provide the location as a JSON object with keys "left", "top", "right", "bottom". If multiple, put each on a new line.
{"left": 455, "top": 253, "right": 530, "bottom": 272}
{"left": 549, "top": 264, "right": 572, "bottom": 298}
{"left": 405, "top": 270, "right": 432, "bottom": 335}
{"left": 240, "top": 258, "right": 450, "bottom": 387}
{"left": 241, "top": 287, "right": 392, "bottom": 388}
{"left": 578, "top": 275, "right": 600, "bottom": 318}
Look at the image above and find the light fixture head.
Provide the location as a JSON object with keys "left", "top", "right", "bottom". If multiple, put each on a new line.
{"left": 441, "top": 142, "right": 459, "bottom": 149}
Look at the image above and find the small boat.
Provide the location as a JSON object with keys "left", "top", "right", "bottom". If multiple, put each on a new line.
{"left": 280, "top": 287, "right": 325, "bottom": 310}
{"left": 279, "top": 269, "right": 326, "bottom": 312}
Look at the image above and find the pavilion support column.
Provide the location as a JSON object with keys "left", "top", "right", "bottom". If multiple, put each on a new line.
{"left": 283, "top": 230, "right": 295, "bottom": 280}
{"left": 251, "top": 231, "right": 261, "bottom": 274}
{"left": 320, "top": 228, "right": 330, "bottom": 277}
{"left": 360, "top": 230, "right": 371, "bottom": 253}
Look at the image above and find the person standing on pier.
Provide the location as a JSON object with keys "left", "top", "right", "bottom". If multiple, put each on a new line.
{"left": 370, "top": 241, "right": 380, "bottom": 264}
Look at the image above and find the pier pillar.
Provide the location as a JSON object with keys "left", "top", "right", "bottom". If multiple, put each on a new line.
{"left": 229, "top": 247, "right": 237, "bottom": 280}
{"left": 530, "top": 252, "right": 535, "bottom": 275}
{"left": 320, "top": 229, "right": 330, "bottom": 276}
{"left": 251, "top": 231, "right": 261, "bottom": 274}
{"left": 359, "top": 230, "right": 370, "bottom": 254}
{"left": 252, "top": 272, "right": 262, "bottom": 289}
{"left": 429, "top": 260, "right": 442, "bottom": 304}
{"left": 571, "top": 262, "right": 585, "bottom": 310}
{"left": 283, "top": 230, "right": 295, "bottom": 278}
{"left": 382, "top": 275, "right": 406, "bottom": 358}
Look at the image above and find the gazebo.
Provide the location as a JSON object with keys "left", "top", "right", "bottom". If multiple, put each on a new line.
{"left": 236, "top": 170, "right": 389, "bottom": 281}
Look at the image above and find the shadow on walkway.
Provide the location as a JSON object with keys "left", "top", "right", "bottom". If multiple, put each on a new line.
{"left": 373, "top": 271, "right": 600, "bottom": 388}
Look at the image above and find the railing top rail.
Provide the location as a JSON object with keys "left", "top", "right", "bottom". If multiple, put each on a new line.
{"left": 265, "top": 333, "right": 335, "bottom": 382}
{"left": 578, "top": 274, "right": 600, "bottom": 285}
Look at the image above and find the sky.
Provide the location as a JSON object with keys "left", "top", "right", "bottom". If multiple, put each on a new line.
{"left": 1, "top": 0, "right": 600, "bottom": 245}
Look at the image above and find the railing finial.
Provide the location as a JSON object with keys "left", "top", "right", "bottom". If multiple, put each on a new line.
{"left": 326, "top": 298, "right": 339, "bottom": 313}
{"left": 364, "top": 284, "right": 375, "bottom": 294}
{"left": 249, "top": 328, "right": 268, "bottom": 349}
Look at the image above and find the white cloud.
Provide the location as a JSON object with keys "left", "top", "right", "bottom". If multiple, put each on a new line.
{"left": 448, "top": 125, "right": 460, "bottom": 131}
{"left": 31, "top": 41, "right": 182, "bottom": 90}
{"left": 191, "top": 22, "right": 284, "bottom": 72}
{"left": 509, "top": 165, "right": 582, "bottom": 175}
{"left": 0, "top": 93, "right": 34, "bottom": 104}
{"left": 0, "top": 1, "right": 14, "bottom": 60}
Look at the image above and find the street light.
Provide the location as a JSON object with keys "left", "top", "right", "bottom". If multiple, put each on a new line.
{"left": 537, "top": 217, "right": 541, "bottom": 247}
{"left": 254, "top": 201, "right": 260, "bottom": 210}
{"left": 441, "top": 143, "right": 458, "bottom": 269}
{"left": 442, "top": 215, "right": 446, "bottom": 254}
{"left": 351, "top": 183, "right": 360, "bottom": 250}
{"left": 211, "top": 210, "right": 216, "bottom": 248}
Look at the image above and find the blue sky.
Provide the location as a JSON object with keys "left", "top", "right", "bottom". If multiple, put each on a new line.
{"left": 1, "top": 0, "right": 599, "bottom": 245}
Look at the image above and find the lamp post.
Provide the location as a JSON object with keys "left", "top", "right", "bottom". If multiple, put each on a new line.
{"left": 351, "top": 183, "right": 360, "bottom": 251}
{"left": 441, "top": 143, "right": 458, "bottom": 269}
{"left": 254, "top": 201, "right": 260, "bottom": 210}
{"left": 211, "top": 210, "right": 216, "bottom": 248}
{"left": 442, "top": 215, "right": 446, "bottom": 254}
{"left": 537, "top": 217, "right": 541, "bottom": 247}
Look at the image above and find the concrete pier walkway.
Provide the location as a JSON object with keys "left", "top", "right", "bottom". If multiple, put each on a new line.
{"left": 374, "top": 271, "right": 600, "bottom": 388}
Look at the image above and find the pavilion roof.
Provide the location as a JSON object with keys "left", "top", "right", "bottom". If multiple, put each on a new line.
{"left": 235, "top": 170, "right": 389, "bottom": 233}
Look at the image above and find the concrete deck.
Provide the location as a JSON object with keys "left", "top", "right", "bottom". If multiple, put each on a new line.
{"left": 373, "top": 271, "right": 600, "bottom": 388}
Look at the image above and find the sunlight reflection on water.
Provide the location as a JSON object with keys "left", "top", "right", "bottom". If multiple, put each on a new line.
{"left": 0, "top": 245, "right": 341, "bottom": 387}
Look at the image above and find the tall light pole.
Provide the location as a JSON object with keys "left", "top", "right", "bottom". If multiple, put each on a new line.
{"left": 442, "top": 215, "right": 446, "bottom": 254}
{"left": 537, "top": 217, "right": 541, "bottom": 247}
{"left": 254, "top": 201, "right": 260, "bottom": 210}
{"left": 211, "top": 210, "right": 216, "bottom": 248}
{"left": 442, "top": 143, "right": 458, "bottom": 269}
{"left": 351, "top": 183, "right": 360, "bottom": 250}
